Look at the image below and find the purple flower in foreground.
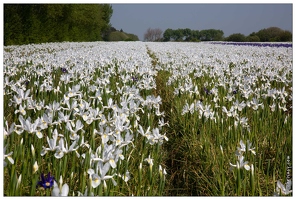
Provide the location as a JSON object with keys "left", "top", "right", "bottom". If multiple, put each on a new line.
{"left": 37, "top": 172, "right": 55, "bottom": 189}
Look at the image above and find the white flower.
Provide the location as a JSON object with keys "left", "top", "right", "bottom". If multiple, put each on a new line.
{"left": 145, "top": 155, "right": 153, "bottom": 166}
{"left": 235, "top": 140, "right": 256, "bottom": 156}
{"left": 87, "top": 161, "right": 116, "bottom": 189}
{"left": 230, "top": 155, "right": 250, "bottom": 171}
{"left": 4, "top": 145, "right": 14, "bottom": 167}
{"left": 51, "top": 179, "right": 69, "bottom": 196}
{"left": 40, "top": 132, "right": 59, "bottom": 156}
{"left": 276, "top": 180, "right": 292, "bottom": 195}
{"left": 119, "top": 170, "right": 130, "bottom": 183}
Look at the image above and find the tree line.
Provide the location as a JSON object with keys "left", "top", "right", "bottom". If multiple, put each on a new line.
{"left": 225, "top": 27, "right": 292, "bottom": 42}
{"left": 144, "top": 27, "right": 292, "bottom": 42}
{"left": 4, "top": 4, "right": 113, "bottom": 45}
{"left": 144, "top": 28, "right": 224, "bottom": 42}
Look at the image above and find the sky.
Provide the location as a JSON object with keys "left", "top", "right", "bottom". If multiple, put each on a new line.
{"left": 110, "top": 2, "right": 293, "bottom": 41}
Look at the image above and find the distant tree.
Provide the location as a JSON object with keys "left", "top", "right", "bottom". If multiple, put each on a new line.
{"left": 267, "top": 27, "right": 285, "bottom": 41}
{"left": 154, "top": 28, "right": 163, "bottom": 41}
{"left": 226, "top": 33, "right": 246, "bottom": 42}
{"left": 163, "top": 28, "right": 201, "bottom": 42}
{"left": 171, "top": 29, "right": 183, "bottom": 41}
{"left": 279, "top": 30, "right": 292, "bottom": 41}
{"left": 144, "top": 28, "right": 163, "bottom": 41}
{"left": 126, "top": 33, "right": 139, "bottom": 41}
{"left": 163, "top": 28, "right": 173, "bottom": 41}
{"left": 191, "top": 30, "right": 200, "bottom": 41}
{"left": 256, "top": 28, "right": 268, "bottom": 42}
{"left": 182, "top": 28, "right": 192, "bottom": 41}
{"left": 246, "top": 35, "right": 260, "bottom": 42}
{"left": 255, "top": 27, "right": 290, "bottom": 42}
{"left": 199, "top": 29, "right": 224, "bottom": 41}
{"left": 144, "top": 28, "right": 153, "bottom": 41}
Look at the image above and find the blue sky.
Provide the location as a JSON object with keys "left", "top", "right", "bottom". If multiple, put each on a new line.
{"left": 110, "top": 3, "right": 293, "bottom": 41}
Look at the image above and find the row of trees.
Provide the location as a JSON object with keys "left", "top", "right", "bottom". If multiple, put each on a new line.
{"left": 225, "top": 27, "right": 292, "bottom": 42}
{"left": 145, "top": 28, "right": 224, "bottom": 42}
{"left": 4, "top": 4, "right": 113, "bottom": 45}
{"left": 144, "top": 27, "right": 292, "bottom": 42}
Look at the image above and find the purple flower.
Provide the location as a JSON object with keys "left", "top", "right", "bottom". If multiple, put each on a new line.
{"left": 60, "top": 68, "right": 68, "bottom": 73}
{"left": 210, "top": 42, "right": 292, "bottom": 48}
{"left": 204, "top": 87, "right": 212, "bottom": 95}
{"left": 37, "top": 172, "right": 55, "bottom": 189}
{"left": 132, "top": 76, "right": 138, "bottom": 82}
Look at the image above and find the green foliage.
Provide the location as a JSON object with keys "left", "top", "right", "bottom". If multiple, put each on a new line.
{"left": 163, "top": 29, "right": 173, "bottom": 41}
{"left": 108, "top": 31, "right": 128, "bottom": 41}
{"left": 199, "top": 29, "right": 224, "bottom": 41}
{"left": 162, "top": 28, "right": 223, "bottom": 42}
{"left": 124, "top": 38, "right": 135, "bottom": 41}
{"left": 182, "top": 28, "right": 192, "bottom": 41}
{"left": 108, "top": 31, "right": 139, "bottom": 41}
{"left": 226, "top": 33, "right": 247, "bottom": 42}
{"left": 172, "top": 29, "right": 184, "bottom": 41}
{"left": 246, "top": 35, "right": 260, "bottom": 42}
{"left": 190, "top": 38, "right": 200, "bottom": 42}
{"left": 162, "top": 26, "right": 292, "bottom": 43}
{"left": 4, "top": 4, "right": 113, "bottom": 45}
{"left": 279, "top": 31, "right": 292, "bottom": 42}
{"left": 253, "top": 27, "right": 292, "bottom": 42}
{"left": 126, "top": 33, "right": 139, "bottom": 41}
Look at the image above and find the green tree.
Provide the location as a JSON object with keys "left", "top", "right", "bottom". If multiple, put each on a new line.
{"left": 246, "top": 35, "right": 260, "bottom": 42}
{"left": 226, "top": 33, "right": 246, "bottom": 42}
{"left": 279, "top": 30, "right": 292, "bottom": 41}
{"left": 199, "top": 29, "right": 224, "bottom": 41}
{"left": 255, "top": 27, "right": 290, "bottom": 42}
{"left": 182, "top": 28, "right": 192, "bottom": 41}
{"left": 191, "top": 30, "right": 200, "bottom": 41}
{"left": 163, "top": 28, "right": 173, "bottom": 41}
{"left": 4, "top": 4, "right": 113, "bottom": 45}
{"left": 101, "top": 4, "right": 113, "bottom": 40}
{"left": 172, "top": 29, "right": 184, "bottom": 41}
{"left": 4, "top": 5, "right": 23, "bottom": 45}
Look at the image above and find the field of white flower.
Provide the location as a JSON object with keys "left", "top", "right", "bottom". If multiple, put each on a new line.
{"left": 3, "top": 41, "right": 292, "bottom": 196}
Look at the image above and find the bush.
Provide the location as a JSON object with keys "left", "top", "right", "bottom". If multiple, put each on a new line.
{"left": 108, "top": 31, "right": 139, "bottom": 41}
{"left": 226, "top": 33, "right": 246, "bottom": 42}
{"left": 124, "top": 38, "right": 134, "bottom": 41}
{"left": 190, "top": 38, "right": 200, "bottom": 42}
{"left": 246, "top": 35, "right": 260, "bottom": 42}
{"left": 108, "top": 31, "right": 129, "bottom": 41}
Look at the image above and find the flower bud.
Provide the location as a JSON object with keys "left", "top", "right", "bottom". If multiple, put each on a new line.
{"left": 31, "top": 144, "right": 35, "bottom": 158}
{"left": 17, "top": 174, "right": 22, "bottom": 189}
{"left": 33, "top": 161, "right": 39, "bottom": 174}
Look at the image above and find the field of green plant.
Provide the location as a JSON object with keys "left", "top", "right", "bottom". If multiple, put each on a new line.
{"left": 3, "top": 41, "right": 292, "bottom": 196}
